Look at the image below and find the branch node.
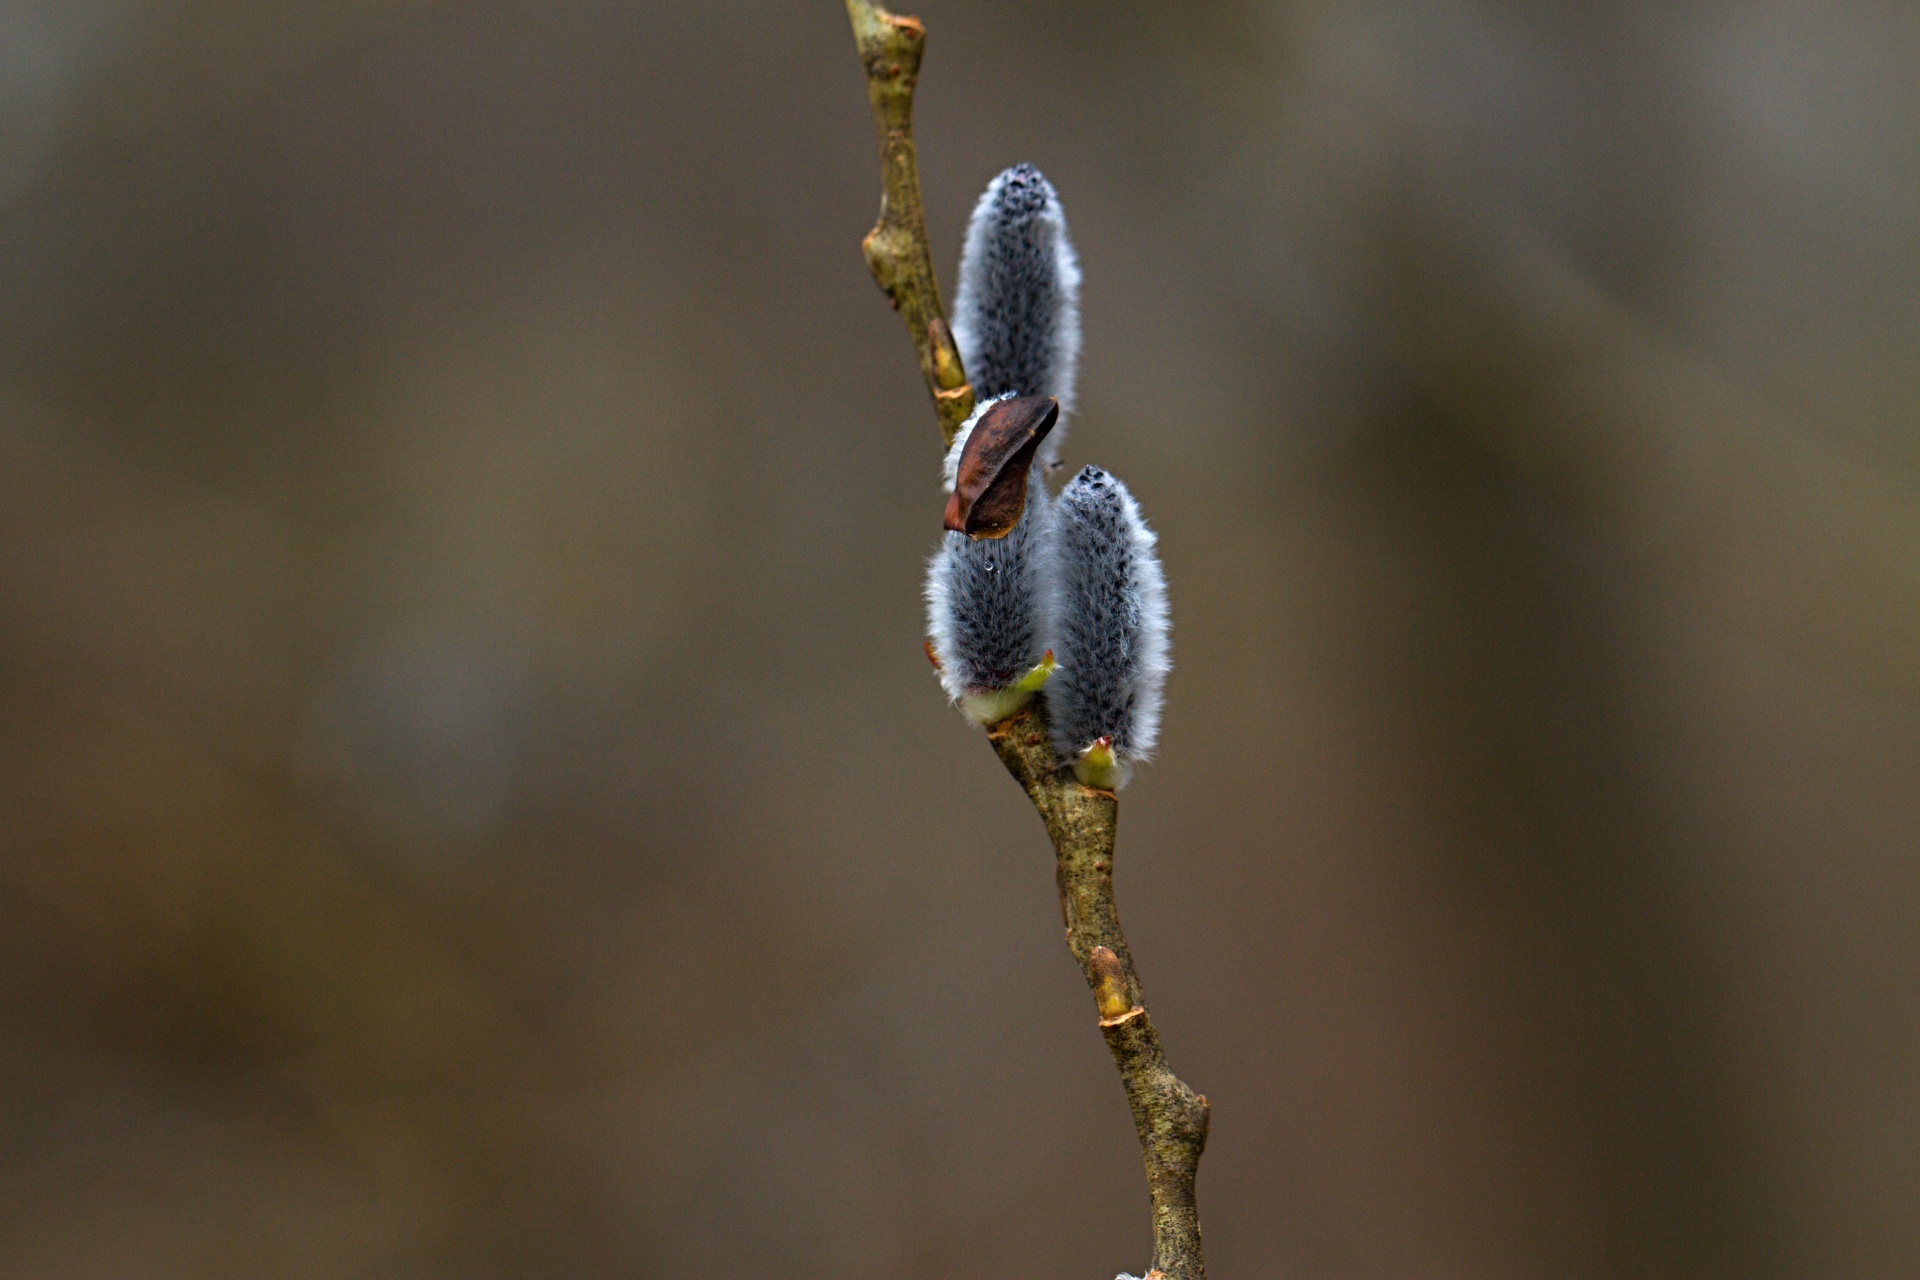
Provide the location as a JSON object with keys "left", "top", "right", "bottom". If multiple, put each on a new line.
{"left": 1088, "top": 945, "right": 1134, "bottom": 1021}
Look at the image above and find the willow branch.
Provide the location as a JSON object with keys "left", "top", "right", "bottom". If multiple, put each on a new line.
{"left": 845, "top": 0, "right": 975, "bottom": 445}
{"left": 846, "top": 7, "right": 1209, "bottom": 1275}
{"left": 988, "top": 703, "right": 1210, "bottom": 1280}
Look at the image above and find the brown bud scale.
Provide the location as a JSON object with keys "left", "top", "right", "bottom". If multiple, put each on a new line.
{"left": 942, "top": 396, "right": 1058, "bottom": 540}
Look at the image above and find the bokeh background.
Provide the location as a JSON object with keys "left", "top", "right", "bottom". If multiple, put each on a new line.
{"left": 1, "top": 2, "right": 1916, "bottom": 1276}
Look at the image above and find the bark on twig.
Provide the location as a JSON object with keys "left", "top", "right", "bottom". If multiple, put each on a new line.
{"left": 845, "top": 11, "right": 1210, "bottom": 1273}
{"left": 844, "top": 0, "right": 976, "bottom": 445}
{"left": 989, "top": 703, "right": 1211, "bottom": 1280}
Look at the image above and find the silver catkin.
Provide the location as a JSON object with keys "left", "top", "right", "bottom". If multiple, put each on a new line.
{"left": 1045, "top": 465, "right": 1170, "bottom": 785}
{"left": 925, "top": 401, "right": 1053, "bottom": 723}
{"left": 950, "top": 163, "right": 1081, "bottom": 470}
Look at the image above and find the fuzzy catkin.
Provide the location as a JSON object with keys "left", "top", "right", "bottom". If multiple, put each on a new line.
{"left": 951, "top": 164, "right": 1081, "bottom": 469}
{"left": 925, "top": 403, "right": 1053, "bottom": 720}
{"left": 1045, "top": 466, "right": 1170, "bottom": 783}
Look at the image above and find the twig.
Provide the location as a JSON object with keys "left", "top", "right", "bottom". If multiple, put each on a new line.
{"left": 844, "top": 6, "right": 1210, "bottom": 1275}
{"left": 845, "top": 0, "right": 975, "bottom": 446}
{"left": 988, "top": 704, "right": 1211, "bottom": 1280}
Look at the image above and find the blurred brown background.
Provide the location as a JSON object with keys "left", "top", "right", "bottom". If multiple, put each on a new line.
{"left": 0, "top": 2, "right": 1915, "bottom": 1276}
